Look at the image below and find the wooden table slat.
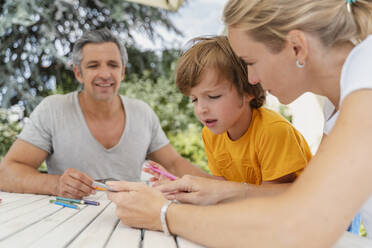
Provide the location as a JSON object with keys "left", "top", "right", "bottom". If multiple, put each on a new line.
{"left": 2, "top": 191, "right": 371, "bottom": 247}
{"left": 177, "top": 236, "right": 205, "bottom": 248}
{"left": 0, "top": 195, "right": 48, "bottom": 213}
{"left": 29, "top": 199, "right": 111, "bottom": 248}
{"left": 333, "top": 231, "right": 372, "bottom": 248}
{"left": 142, "top": 230, "right": 177, "bottom": 248}
{"left": 0, "top": 196, "right": 51, "bottom": 224}
{"left": 105, "top": 222, "right": 142, "bottom": 248}
{"left": 0, "top": 204, "right": 78, "bottom": 247}
{"left": 67, "top": 202, "right": 119, "bottom": 248}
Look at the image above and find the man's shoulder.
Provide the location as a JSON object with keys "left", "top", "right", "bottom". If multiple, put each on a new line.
{"left": 35, "top": 92, "right": 76, "bottom": 113}
{"left": 41, "top": 92, "right": 76, "bottom": 105}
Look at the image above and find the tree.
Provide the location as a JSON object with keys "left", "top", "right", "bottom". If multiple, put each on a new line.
{"left": 0, "top": 0, "right": 183, "bottom": 115}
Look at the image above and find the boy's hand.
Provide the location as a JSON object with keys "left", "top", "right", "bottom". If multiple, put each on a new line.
{"left": 142, "top": 160, "right": 178, "bottom": 186}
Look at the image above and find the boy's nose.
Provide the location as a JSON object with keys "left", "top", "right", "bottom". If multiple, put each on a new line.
{"left": 195, "top": 102, "right": 208, "bottom": 116}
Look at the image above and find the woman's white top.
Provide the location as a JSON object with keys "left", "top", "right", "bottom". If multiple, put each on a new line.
{"left": 323, "top": 35, "right": 372, "bottom": 238}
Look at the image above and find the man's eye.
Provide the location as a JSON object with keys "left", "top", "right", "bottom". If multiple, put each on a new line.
{"left": 87, "top": 65, "right": 97, "bottom": 68}
{"left": 209, "top": 95, "right": 221, "bottom": 99}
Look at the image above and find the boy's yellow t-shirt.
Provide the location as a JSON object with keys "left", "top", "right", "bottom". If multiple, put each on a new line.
{"left": 202, "top": 107, "right": 312, "bottom": 185}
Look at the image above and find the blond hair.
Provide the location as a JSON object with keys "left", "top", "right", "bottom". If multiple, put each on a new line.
{"left": 176, "top": 36, "right": 265, "bottom": 108}
{"left": 224, "top": 0, "right": 372, "bottom": 52}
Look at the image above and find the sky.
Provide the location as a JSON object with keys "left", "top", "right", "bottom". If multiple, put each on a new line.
{"left": 133, "top": 0, "right": 229, "bottom": 50}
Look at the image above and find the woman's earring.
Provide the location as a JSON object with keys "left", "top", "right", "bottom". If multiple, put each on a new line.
{"left": 296, "top": 60, "right": 305, "bottom": 68}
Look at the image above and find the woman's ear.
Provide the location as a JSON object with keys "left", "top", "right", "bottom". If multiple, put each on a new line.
{"left": 286, "top": 30, "right": 309, "bottom": 64}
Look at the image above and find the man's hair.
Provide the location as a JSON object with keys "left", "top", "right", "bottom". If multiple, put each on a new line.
{"left": 176, "top": 36, "right": 265, "bottom": 108}
{"left": 72, "top": 28, "right": 128, "bottom": 70}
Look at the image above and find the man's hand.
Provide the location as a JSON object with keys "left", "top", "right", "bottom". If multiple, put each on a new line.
{"left": 156, "top": 175, "right": 233, "bottom": 205}
{"left": 107, "top": 181, "right": 167, "bottom": 231}
{"left": 55, "top": 168, "right": 95, "bottom": 199}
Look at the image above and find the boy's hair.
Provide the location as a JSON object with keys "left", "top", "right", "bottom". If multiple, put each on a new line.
{"left": 175, "top": 36, "right": 265, "bottom": 108}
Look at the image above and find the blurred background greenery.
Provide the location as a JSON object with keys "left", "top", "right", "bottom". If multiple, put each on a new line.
{"left": 0, "top": 0, "right": 208, "bottom": 171}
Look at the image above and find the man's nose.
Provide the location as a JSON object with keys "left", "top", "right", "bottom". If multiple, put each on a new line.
{"left": 97, "top": 67, "right": 111, "bottom": 78}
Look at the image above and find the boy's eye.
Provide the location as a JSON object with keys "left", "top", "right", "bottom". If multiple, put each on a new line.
{"left": 191, "top": 98, "right": 197, "bottom": 103}
{"left": 208, "top": 95, "right": 221, "bottom": 99}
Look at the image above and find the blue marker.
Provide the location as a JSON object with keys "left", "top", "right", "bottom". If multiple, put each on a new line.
{"left": 53, "top": 200, "right": 80, "bottom": 210}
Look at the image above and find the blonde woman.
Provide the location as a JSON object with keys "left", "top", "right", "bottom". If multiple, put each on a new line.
{"left": 107, "top": 0, "right": 372, "bottom": 247}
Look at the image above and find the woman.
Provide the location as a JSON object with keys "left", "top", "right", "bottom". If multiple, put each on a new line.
{"left": 107, "top": 0, "right": 372, "bottom": 247}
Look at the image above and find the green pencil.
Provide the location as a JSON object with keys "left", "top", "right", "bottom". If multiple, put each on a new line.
{"left": 56, "top": 196, "right": 83, "bottom": 204}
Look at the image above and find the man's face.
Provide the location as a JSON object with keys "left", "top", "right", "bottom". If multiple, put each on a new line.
{"left": 74, "top": 42, "right": 125, "bottom": 102}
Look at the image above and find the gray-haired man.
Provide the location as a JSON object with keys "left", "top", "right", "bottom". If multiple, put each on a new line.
{"left": 0, "top": 28, "right": 208, "bottom": 199}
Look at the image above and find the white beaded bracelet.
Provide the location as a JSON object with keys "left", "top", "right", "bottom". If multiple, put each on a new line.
{"left": 160, "top": 200, "right": 174, "bottom": 235}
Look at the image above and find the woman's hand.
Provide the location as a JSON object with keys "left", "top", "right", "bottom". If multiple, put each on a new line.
{"left": 156, "top": 175, "right": 236, "bottom": 205}
{"left": 107, "top": 181, "right": 167, "bottom": 231}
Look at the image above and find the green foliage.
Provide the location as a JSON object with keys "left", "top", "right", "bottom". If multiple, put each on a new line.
{"left": 0, "top": 108, "right": 22, "bottom": 156}
{"left": 278, "top": 104, "right": 293, "bottom": 123}
{"left": 120, "top": 64, "right": 209, "bottom": 171}
{"left": 121, "top": 63, "right": 198, "bottom": 134}
{"left": 0, "top": 0, "right": 182, "bottom": 115}
{"left": 0, "top": 0, "right": 209, "bottom": 171}
{"left": 168, "top": 124, "right": 209, "bottom": 173}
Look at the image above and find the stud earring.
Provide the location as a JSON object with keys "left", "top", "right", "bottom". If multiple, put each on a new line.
{"left": 296, "top": 60, "right": 305, "bottom": 68}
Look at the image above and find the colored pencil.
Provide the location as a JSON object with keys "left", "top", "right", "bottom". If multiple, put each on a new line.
{"left": 55, "top": 196, "right": 100, "bottom": 206}
{"left": 56, "top": 196, "right": 83, "bottom": 204}
{"left": 53, "top": 200, "right": 80, "bottom": 210}
{"left": 92, "top": 181, "right": 117, "bottom": 192}
{"left": 145, "top": 164, "right": 177, "bottom": 181}
{"left": 83, "top": 199, "right": 100, "bottom": 206}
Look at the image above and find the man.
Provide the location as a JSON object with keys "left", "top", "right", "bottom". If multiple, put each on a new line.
{"left": 0, "top": 28, "right": 207, "bottom": 199}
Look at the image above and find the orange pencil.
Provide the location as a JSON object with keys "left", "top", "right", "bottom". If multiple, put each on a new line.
{"left": 94, "top": 186, "right": 108, "bottom": 191}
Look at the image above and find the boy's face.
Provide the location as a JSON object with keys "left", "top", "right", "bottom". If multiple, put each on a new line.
{"left": 189, "top": 67, "right": 253, "bottom": 141}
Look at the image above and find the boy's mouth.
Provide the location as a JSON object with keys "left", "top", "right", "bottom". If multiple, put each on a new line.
{"left": 204, "top": 119, "right": 217, "bottom": 128}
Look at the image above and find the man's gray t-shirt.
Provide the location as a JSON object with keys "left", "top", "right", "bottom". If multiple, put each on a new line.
{"left": 18, "top": 91, "right": 169, "bottom": 181}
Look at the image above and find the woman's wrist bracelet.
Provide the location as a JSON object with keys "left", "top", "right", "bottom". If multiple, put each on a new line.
{"left": 160, "top": 200, "right": 174, "bottom": 235}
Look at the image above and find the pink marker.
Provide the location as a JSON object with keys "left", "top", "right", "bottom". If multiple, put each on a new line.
{"left": 145, "top": 164, "right": 177, "bottom": 181}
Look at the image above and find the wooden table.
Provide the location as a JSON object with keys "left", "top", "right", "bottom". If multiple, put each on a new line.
{"left": 1, "top": 191, "right": 372, "bottom": 248}
{"left": 0, "top": 191, "right": 202, "bottom": 248}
